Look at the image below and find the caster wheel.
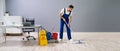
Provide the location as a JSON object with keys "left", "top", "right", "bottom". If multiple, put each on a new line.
{"left": 27, "top": 39, "right": 29, "bottom": 41}
{"left": 55, "top": 41, "right": 59, "bottom": 43}
{"left": 33, "top": 38, "right": 36, "bottom": 40}
{"left": 23, "top": 38, "right": 24, "bottom": 40}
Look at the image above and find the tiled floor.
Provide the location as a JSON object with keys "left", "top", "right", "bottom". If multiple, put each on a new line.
{"left": 0, "top": 32, "right": 120, "bottom": 51}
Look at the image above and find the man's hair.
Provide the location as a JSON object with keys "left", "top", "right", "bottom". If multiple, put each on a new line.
{"left": 69, "top": 5, "right": 74, "bottom": 8}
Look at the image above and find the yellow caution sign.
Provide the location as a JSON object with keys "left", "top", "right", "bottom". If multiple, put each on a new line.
{"left": 39, "top": 29, "right": 48, "bottom": 46}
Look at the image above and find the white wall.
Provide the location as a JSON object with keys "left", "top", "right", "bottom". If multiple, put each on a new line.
{"left": 0, "top": 0, "right": 5, "bottom": 17}
{"left": 0, "top": 0, "right": 5, "bottom": 43}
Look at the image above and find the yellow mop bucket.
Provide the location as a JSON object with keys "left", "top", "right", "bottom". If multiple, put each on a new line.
{"left": 39, "top": 29, "right": 48, "bottom": 46}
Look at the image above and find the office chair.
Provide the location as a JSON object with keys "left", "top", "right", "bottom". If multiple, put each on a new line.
{"left": 22, "top": 18, "right": 36, "bottom": 40}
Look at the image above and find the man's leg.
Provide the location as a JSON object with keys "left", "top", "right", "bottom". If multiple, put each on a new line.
{"left": 65, "top": 23, "right": 72, "bottom": 40}
{"left": 59, "top": 20, "right": 64, "bottom": 39}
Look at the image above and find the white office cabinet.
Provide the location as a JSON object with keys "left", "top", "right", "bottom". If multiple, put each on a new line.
{"left": 3, "top": 16, "right": 23, "bottom": 34}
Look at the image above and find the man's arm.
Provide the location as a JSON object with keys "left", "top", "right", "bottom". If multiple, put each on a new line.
{"left": 68, "top": 16, "right": 72, "bottom": 27}
{"left": 58, "top": 12, "right": 66, "bottom": 22}
{"left": 69, "top": 16, "right": 72, "bottom": 23}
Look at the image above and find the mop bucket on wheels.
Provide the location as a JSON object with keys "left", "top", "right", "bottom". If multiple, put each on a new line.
{"left": 39, "top": 29, "right": 48, "bottom": 46}
{"left": 52, "top": 32, "right": 58, "bottom": 40}
{"left": 46, "top": 32, "right": 52, "bottom": 40}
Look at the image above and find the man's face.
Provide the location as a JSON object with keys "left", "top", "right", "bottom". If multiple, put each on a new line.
{"left": 68, "top": 8, "right": 73, "bottom": 12}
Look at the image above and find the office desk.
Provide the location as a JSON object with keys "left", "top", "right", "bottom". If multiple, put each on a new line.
{"left": 0, "top": 25, "right": 42, "bottom": 44}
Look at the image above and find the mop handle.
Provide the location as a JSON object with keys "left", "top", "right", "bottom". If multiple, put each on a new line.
{"left": 64, "top": 21, "right": 71, "bottom": 29}
{"left": 62, "top": 18, "right": 71, "bottom": 30}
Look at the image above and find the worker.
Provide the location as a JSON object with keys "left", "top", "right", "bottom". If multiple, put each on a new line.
{"left": 58, "top": 5, "right": 74, "bottom": 42}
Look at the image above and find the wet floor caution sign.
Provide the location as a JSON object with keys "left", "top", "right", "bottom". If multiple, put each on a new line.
{"left": 39, "top": 29, "right": 48, "bottom": 46}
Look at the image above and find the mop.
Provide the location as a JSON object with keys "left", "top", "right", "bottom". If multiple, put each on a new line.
{"left": 64, "top": 21, "right": 83, "bottom": 44}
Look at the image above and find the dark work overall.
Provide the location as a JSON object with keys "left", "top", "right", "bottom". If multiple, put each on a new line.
{"left": 59, "top": 8, "right": 72, "bottom": 40}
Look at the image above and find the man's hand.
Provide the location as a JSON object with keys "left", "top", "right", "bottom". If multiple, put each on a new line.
{"left": 62, "top": 18, "right": 66, "bottom": 23}
{"left": 68, "top": 23, "right": 70, "bottom": 28}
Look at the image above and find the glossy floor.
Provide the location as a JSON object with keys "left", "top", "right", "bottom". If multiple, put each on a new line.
{"left": 0, "top": 32, "right": 120, "bottom": 51}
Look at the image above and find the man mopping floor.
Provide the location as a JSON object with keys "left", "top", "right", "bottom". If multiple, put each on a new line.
{"left": 58, "top": 5, "right": 74, "bottom": 42}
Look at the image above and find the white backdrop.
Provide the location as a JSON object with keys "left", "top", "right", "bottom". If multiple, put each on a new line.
{"left": 0, "top": 0, "right": 5, "bottom": 43}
